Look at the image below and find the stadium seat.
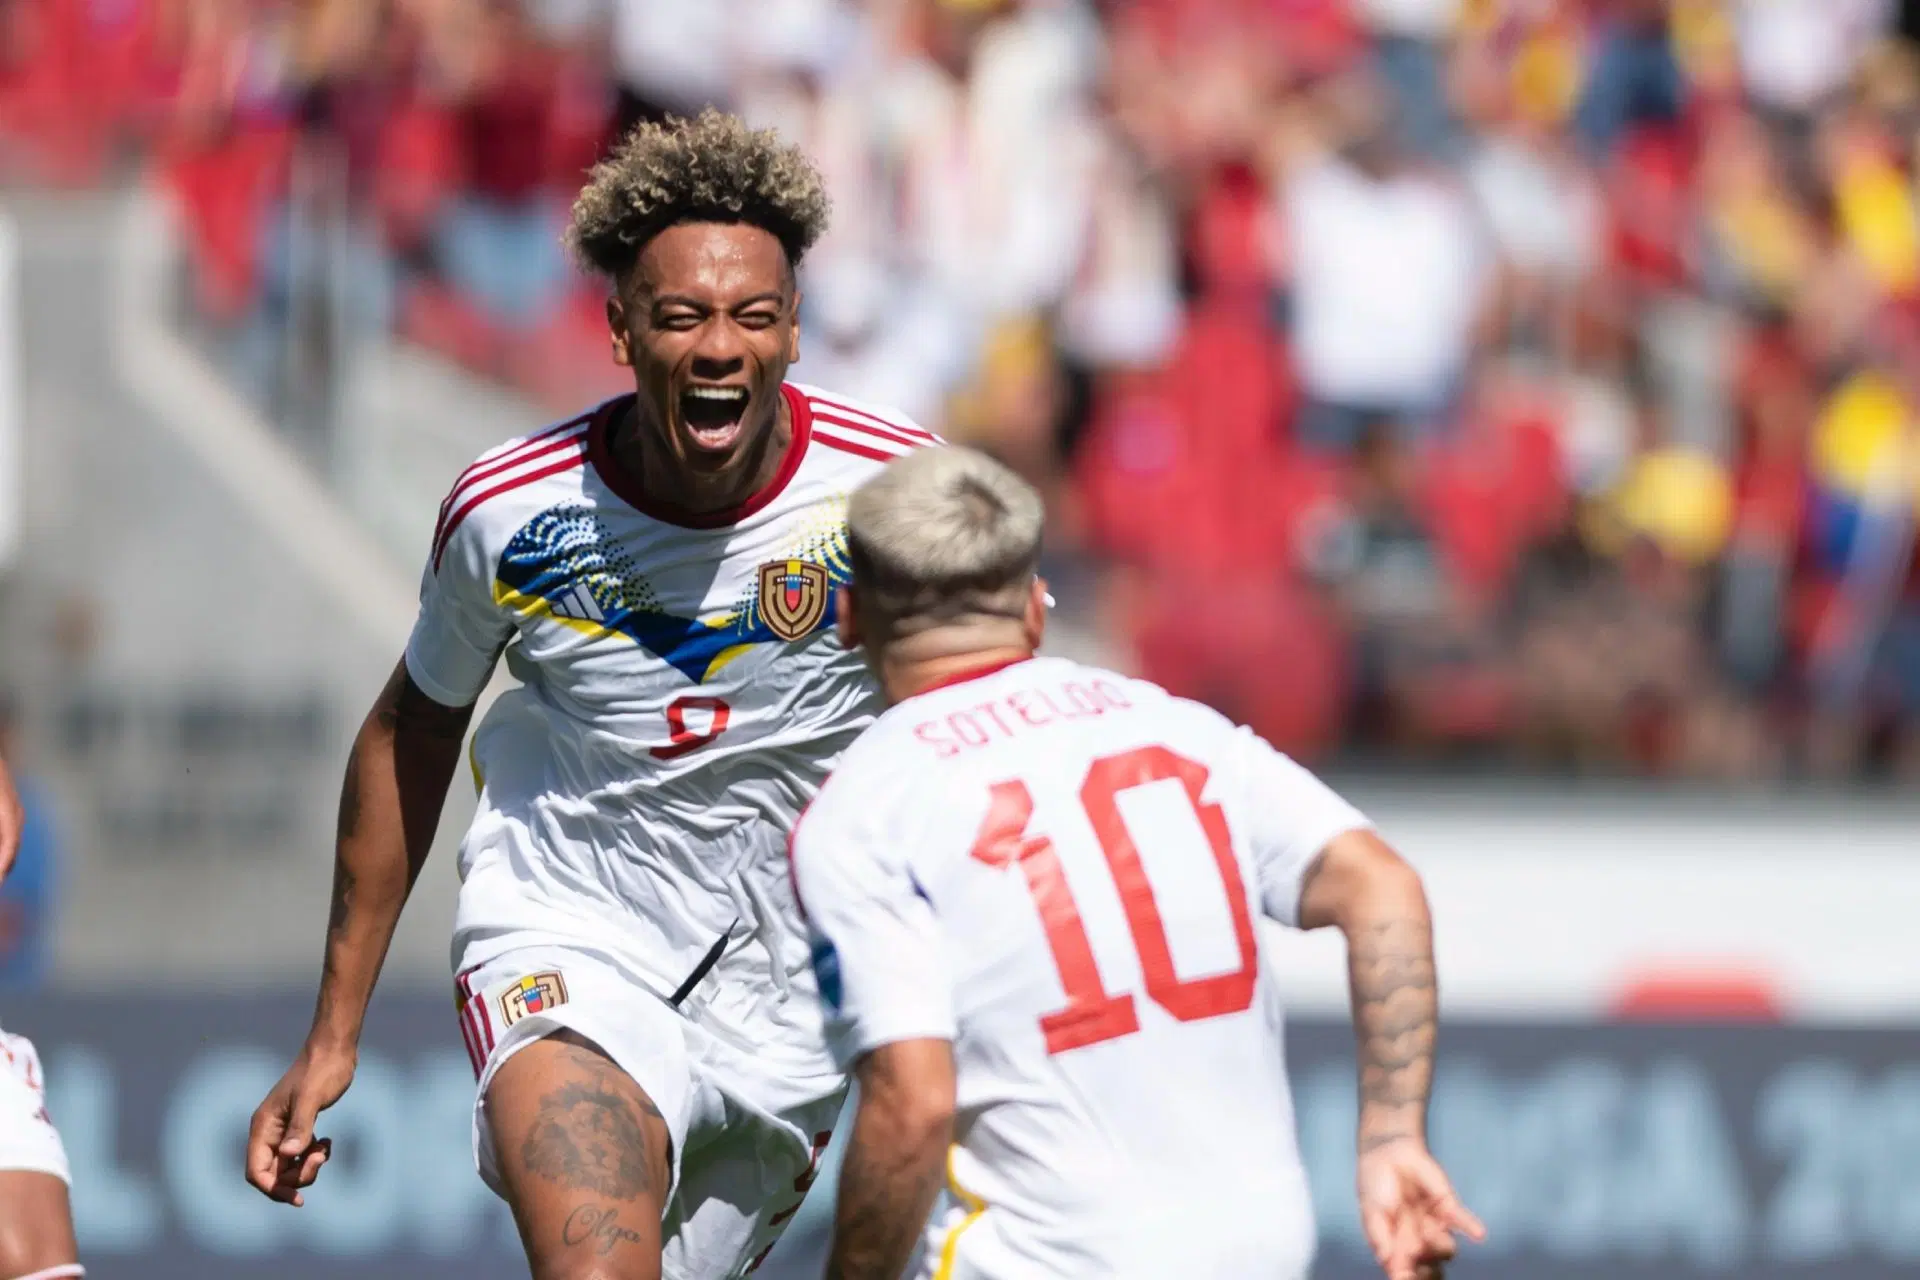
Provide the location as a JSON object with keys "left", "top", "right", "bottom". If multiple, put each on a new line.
{"left": 374, "top": 103, "right": 460, "bottom": 253}
{"left": 507, "top": 287, "right": 634, "bottom": 411}
{"left": 0, "top": 0, "right": 176, "bottom": 184}
{"left": 544, "top": 51, "right": 615, "bottom": 190}
{"left": 1134, "top": 573, "right": 1349, "bottom": 761}
{"left": 400, "top": 280, "right": 505, "bottom": 373}
{"left": 160, "top": 124, "right": 294, "bottom": 320}
{"left": 1161, "top": 297, "right": 1289, "bottom": 460}
{"left": 1422, "top": 402, "right": 1567, "bottom": 602}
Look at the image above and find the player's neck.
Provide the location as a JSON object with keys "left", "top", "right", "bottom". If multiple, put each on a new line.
{"left": 876, "top": 628, "right": 1034, "bottom": 705}
{"left": 615, "top": 394, "right": 793, "bottom": 518}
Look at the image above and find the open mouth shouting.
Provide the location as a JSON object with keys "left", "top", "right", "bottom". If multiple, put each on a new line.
{"left": 679, "top": 384, "right": 754, "bottom": 455}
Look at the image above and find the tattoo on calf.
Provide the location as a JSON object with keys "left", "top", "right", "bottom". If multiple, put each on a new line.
{"left": 521, "top": 1073, "right": 662, "bottom": 1200}
{"left": 563, "top": 1204, "right": 648, "bottom": 1256}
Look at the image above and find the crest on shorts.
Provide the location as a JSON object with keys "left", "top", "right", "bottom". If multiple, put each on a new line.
{"left": 758, "top": 559, "right": 830, "bottom": 641}
{"left": 498, "top": 971, "right": 569, "bottom": 1026}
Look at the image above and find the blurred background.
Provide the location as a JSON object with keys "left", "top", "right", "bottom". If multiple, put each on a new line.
{"left": 0, "top": 0, "right": 1916, "bottom": 1275}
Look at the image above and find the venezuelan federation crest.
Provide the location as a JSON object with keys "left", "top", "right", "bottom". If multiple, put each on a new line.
{"left": 758, "top": 558, "right": 830, "bottom": 641}
{"left": 498, "top": 971, "right": 569, "bottom": 1026}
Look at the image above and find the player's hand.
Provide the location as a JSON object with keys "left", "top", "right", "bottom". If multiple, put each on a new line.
{"left": 245, "top": 1042, "right": 356, "bottom": 1206}
{"left": 1356, "top": 1137, "right": 1485, "bottom": 1280}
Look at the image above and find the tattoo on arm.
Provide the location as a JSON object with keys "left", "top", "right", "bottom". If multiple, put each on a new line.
{"left": 309, "top": 662, "right": 475, "bottom": 1048}
{"left": 318, "top": 744, "right": 363, "bottom": 1002}
{"left": 322, "top": 864, "right": 357, "bottom": 956}
{"left": 336, "top": 740, "right": 366, "bottom": 843}
{"left": 1349, "top": 917, "right": 1437, "bottom": 1151}
{"left": 326, "top": 738, "right": 366, "bottom": 955}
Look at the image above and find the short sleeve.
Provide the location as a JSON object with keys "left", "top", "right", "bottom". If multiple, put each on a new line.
{"left": 791, "top": 788, "right": 954, "bottom": 1069}
{"left": 1221, "top": 726, "right": 1371, "bottom": 927}
{"left": 402, "top": 516, "right": 512, "bottom": 708}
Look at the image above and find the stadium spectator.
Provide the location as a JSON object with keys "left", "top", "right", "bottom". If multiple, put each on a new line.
{"left": 430, "top": 0, "right": 576, "bottom": 338}
{"left": 1279, "top": 69, "right": 1491, "bottom": 450}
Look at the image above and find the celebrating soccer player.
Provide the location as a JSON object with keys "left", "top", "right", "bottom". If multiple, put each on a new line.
{"left": 792, "top": 447, "right": 1486, "bottom": 1280}
{"left": 244, "top": 111, "right": 940, "bottom": 1280}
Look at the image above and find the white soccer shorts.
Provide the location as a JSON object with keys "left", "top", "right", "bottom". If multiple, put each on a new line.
{"left": 455, "top": 943, "right": 846, "bottom": 1278}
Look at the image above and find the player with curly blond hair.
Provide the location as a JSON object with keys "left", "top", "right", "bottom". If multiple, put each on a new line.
{"left": 246, "top": 109, "right": 941, "bottom": 1280}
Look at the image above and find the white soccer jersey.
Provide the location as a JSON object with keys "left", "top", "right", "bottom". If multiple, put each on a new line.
{"left": 790, "top": 657, "right": 1372, "bottom": 1279}
{"left": 409, "top": 382, "right": 935, "bottom": 1063}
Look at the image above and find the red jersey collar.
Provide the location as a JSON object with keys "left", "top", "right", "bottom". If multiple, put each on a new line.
{"left": 589, "top": 383, "right": 813, "bottom": 529}
{"left": 905, "top": 656, "right": 1035, "bottom": 702}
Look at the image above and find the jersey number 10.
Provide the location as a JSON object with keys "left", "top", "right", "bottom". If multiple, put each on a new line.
{"left": 970, "top": 745, "right": 1260, "bottom": 1055}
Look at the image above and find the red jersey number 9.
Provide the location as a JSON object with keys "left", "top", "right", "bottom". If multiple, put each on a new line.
{"left": 970, "top": 745, "right": 1260, "bottom": 1055}
{"left": 652, "top": 696, "right": 732, "bottom": 761}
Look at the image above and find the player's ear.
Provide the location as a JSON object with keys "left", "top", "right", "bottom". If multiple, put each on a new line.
{"left": 607, "top": 293, "right": 633, "bottom": 367}
{"left": 1024, "top": 577, "right": 1048, "bottom": 651}
{"left": 787, "top": 287, "right": 803, "bottom": 365}
{"left": 836, "top": 586, "right": 861, "bottom": 650}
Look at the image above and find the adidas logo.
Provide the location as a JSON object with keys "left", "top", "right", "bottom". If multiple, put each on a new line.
{"left": 550, "top": 582, "right": 606, "bottom": 623}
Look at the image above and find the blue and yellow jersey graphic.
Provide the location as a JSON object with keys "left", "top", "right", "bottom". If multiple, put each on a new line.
{"left": 491, "top": 505, "right": 853, "bottom": 684}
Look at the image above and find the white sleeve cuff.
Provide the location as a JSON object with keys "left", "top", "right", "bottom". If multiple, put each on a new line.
{"left": 402, "top": 639, "right": 486, "bottom": 709}
{"left": 828, "top": 1014, "right": 957, "bottom": 1070}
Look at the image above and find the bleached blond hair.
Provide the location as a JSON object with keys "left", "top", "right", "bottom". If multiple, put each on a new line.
{"left": 846, "top": 448, "right": 1043, "bottom": 631}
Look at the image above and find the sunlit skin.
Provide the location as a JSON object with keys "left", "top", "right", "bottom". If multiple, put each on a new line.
{"left": 605, "top": 221, "right": 804, "bottom": 516}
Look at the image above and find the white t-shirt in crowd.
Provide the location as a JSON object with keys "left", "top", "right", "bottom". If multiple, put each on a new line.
{"left": 1282, "top": 156, "right": 1488, "bottom": 409}
{"left": 1734, "top": 0, "right": 1890, "bottom": 114}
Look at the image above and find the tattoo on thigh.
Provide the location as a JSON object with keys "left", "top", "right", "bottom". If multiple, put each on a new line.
{"left": 520, "top": 1073, "right": 663, "bottom": 1199}
{"left": 563, "top": 1204, "right": 649, "bottom": 1256}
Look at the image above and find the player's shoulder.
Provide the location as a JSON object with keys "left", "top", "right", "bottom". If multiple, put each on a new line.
{"left": 428, "top": 401, "right": 604, "bottom": 571}
{"left": 813, "top": 713, "right": 922, "bottom": 816}
{"left": 793, "top": 382, "right": 944, "bottom": 474}
{"left": 793, "top": 704, "right": 935, "bottom": 854}
{"left": 790, "top": 735, "right": 918, "bottom": 896}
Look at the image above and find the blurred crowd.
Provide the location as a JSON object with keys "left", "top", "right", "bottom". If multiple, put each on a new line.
{"left": 5, "top": 0, "right": 1920, "bottom": 781}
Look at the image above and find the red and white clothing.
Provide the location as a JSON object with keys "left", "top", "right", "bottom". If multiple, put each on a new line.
{"left": 0, "top": 1025, "right": 68, "bottom": 1184}
{"left": 791, "top": 657, "right": 1371, "bottom": 1279}
{"left": 411, "top": 381, "right": 934, "bottom": 1275}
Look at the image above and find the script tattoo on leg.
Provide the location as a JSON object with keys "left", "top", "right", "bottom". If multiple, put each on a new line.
{"left": 563, "top": 1204, "right": 648, "bottom": 1256}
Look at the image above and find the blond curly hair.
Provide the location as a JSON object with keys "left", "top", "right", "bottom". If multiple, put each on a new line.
{"left": 566, "top": 108, "right": 832, "bottom": 282}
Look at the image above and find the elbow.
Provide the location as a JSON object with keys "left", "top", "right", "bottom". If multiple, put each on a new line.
{"left": 1371, "top": 847, "right": 1427, "bottom": 905}
{"left": 859, "top": 1040, "right": 956, "bottom": 1154}
{"left": 1355, "top": 847, "right": 1429, "bottom": 925}
{"left": 893, "top": 1079, "right": 955, "bottom": 1154}
{"left": 1299, "top": 829, "right": 1432, "bottom": 931}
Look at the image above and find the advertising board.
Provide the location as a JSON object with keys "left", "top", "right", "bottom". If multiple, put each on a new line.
{"left": 5, "top": 994, "right": 1914, "bottom": 1278}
